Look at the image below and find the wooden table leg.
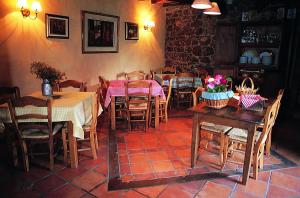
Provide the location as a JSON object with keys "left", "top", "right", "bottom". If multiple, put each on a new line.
{"left": 242, "top": 124, "right": 256, "bottom": 185}
{"left": 67, "top": 121, "right": 78, "bottom": 168}
{"left": 111, "top": 96, "right": 116, "bottom": 130}
{"left": 155, "top": 96, "right": 159, "bottom": 128}
{"left": 4, "top": 125, "right": 19, "bottom": 167}
{"left": 191, "top": 112, "right": 200, "bottom": 168}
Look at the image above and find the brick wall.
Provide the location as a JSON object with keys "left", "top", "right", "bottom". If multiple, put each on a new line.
{"left": 165, "top": 5, "right": 217, "bottom": 69}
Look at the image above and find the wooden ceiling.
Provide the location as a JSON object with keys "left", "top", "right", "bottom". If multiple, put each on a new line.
{"left": 151, "top": 0, "right": 194, "bottom": 6}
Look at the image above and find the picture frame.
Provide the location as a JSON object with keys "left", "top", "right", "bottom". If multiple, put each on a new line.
{"left": 125, "top": 22, "right": 139, "bottom": 40}
{"left": 46, "top": 14, "right": 69, "bottom": 39}
{"left": 81, "top": 10, "right": 119, "bottom": 53}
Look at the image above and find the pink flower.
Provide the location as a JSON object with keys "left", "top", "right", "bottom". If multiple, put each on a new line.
{"left": 207, "top": 83, "right": 215, "bottom": 89}
{"left": 214, "top": 78, "right": 221, "bottom": 85}
{"left": 214, "top": 74, "right": 223, "bottom": 81}
{"left": 220, "top": 78, "right": 227, "bottom": 85}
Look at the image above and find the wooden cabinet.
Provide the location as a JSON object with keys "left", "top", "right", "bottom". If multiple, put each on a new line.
{"left": 237, "top": 21, "right": 284, "bottom": 91}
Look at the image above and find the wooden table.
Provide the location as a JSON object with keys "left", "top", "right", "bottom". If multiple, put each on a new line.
{"left": 104, "top": 80, "right": 165, "bottom": 130}
{"left": 0, "top": 92, "right": 101, "bottom": 168}
{"left": 189, "top": 102, "right": 266, "bottom": 185}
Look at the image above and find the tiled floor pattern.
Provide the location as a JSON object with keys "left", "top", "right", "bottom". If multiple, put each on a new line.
{"left": 115, "top": 118, "right": 284, "bottom": 183}
{"left": 0, "top": 116, "right": 300, "bottom": 197}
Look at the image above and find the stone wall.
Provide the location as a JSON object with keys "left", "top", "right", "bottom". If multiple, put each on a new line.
{"left": 165, "top": 5, "right": 217, "bottom": 69}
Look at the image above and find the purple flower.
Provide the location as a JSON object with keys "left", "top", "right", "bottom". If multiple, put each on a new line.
{"left": 214, "top": 78, "right": 221, "bottom": 85}
{"left": 207, "top": 83, "right": 215, "bottom": 89}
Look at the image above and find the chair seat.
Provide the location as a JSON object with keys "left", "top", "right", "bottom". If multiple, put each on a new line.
{"left": 129, "top": 102, "right": 148, "bottom": 110}
{"left": 227, "top": 128, "right": 261, "bottom": 143}
{"left": 201, "top": 122, "right": 232, "bottom": 133}
{"left": 21, "top": 123, "right": 63, "bottom": 139}
{"left": 159, "top": 98, "right": 166, "bottom": 104}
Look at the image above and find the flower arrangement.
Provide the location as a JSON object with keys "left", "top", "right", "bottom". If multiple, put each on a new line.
{"left": 204, "top": 74, "right": 232, "bottom": 93}
{"left": 30, "top": 61, "right": 66, "bottom": 85}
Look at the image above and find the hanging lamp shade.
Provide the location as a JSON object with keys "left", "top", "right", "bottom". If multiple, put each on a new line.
{"left": 203, "top": 2, "right": 221, "bottom": 15}
{"left": 191, "top": 0, "right": 212, "bottom": 9}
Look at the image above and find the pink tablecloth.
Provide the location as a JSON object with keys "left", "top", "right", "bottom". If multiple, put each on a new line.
{"left": 104, "top": 80, "right": 165, "bottom": 108}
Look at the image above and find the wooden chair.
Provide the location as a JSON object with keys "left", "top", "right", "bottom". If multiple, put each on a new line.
{"left": 125, "top": 81, "right": 152, "bottom": 131}
{"left": 125, "top": 71, "right": 146, "bottom": 80}
{"left": 61, "top": 93, "right": 98, "bottom": 165}
{"left": 0, "top": 86, "right": 21, "bottom": 100}
{"left": 161, "top": 66, "right": 176, "bottom": 74}
{"left": 174, "top": 73, "right": 196, "bottom": 108}
{"left": 98, "top": 76, "right": 109, "bottom": 123}
{"left": 223, "top": 98, "right": 281, "bottom": 179}
{"left": 192, "top": 87, "right": 232, "bottom": 168}
{"left": 192, "top": 67, "right": 208, "bottom": 83}
{"left": 149, "top": 79, "right": 173, "bottom": 126}
{"left": 57, "top": 79, "right": 98, "bottom": 164}
{"left": 8, "top": 96, "right": 64, "bottom": 171}
{"left": 57, "top": 80, "right": 87, "bottom": 92}
{"left": 265, "top": 89, "right": 284, "bottom": 156}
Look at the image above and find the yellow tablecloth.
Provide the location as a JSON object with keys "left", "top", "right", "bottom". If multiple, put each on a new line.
{"left": 0, "top": 92, "right": 103, "bottom": 139}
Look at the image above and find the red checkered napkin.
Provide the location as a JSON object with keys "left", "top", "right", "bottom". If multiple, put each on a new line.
{"left": 239, "top": 94, "right": 267, "bottom": 108}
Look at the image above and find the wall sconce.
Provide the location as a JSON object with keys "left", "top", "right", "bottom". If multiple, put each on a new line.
{"left": 17, "top": 0, "right": 42, "bottom": 20}
{"left": 144, "top": 21, "right": 155, "bottom": 31}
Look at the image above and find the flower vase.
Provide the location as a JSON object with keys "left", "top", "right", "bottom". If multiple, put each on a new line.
{"left": 202, "top": 90, "right": 234, "bottom": 109}
{"left": 41, "top": 79, "right": 53, "bottom": 96}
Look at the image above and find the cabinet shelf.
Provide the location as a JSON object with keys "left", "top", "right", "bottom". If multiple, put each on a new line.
{"left": 240, "top": 43, "right": 280, "bottom": 48}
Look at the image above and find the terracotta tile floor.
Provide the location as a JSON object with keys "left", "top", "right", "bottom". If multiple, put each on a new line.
{"left": 0, "top": 112, "right": 300, "bottom": 197}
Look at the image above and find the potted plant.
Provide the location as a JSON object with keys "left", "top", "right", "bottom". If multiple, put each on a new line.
{"left": 30, "top": 61, "right": 66, "bottom": 96}
{"left": 202, "top": 74, "right": 234, "bottom": 109}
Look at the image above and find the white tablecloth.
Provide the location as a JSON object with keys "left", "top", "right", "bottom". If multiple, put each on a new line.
{"left": 0, "top": 92, "right": 103, "bottom": 139}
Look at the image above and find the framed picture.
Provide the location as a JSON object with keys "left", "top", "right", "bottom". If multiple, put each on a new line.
{"left": 125, "top": 22, "right": 139, "bottom": 40}
{"left": 81, "top": 11, "right": 119, "bottom": 53}
{"left": 46, "top": 14, "right": 69, "bottom": 39}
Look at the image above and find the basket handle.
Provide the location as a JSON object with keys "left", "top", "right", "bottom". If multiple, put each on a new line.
{"left": 241, "top": 77, "right": 254, "bottom": 90}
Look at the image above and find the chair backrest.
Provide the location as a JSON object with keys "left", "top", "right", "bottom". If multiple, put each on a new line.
{"left": 255, "top": 98, "right": 280, "bottom": 152}
{"left": 176, "top": 72, "right": 196, "bottom": 78}
{"left": 275, "top": 89, "right": 284, "bottom": 120}
{"left": 57, "top": 80, "right": 87, "bottom": 92}
{"left": 176, "top": 73, "right": 195, "bottom": 91}
{"left": 161, "top": 66, "right": 176, "bottom": 74}
{"left": 165, "top": 79, "right": 173, "bottom": 108}
{"left": 147, "top": 70, "right": 156, "bottom": 80}
{"left": 0, "top": 86, "right": 21, "bottom": 100}
{"left": 192, "top": 87, "right": 205, "bottom": 107}
{"left": 9, "top": 96, "right": 53, "bottom": 140}
{"left": 125, "top": 71, "right": 145, "bottom": 80}
{"left": 98, "top": 76, "right": 109, "bottom": 107}
{"left": 125, "top": 80, "right": 152, "bottom": 107}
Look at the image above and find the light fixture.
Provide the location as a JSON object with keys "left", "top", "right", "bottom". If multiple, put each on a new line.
{"left": 203, "top": 2, "right": 221, "bottom": 15}
{"left": 17, "top": 0, "right": 42, "bottom": 20}
{"left": 144, "top": 21, "right": 155, "bottom": 31}
{"left": 191, "top": 0, "right": 212, "bottom": 9}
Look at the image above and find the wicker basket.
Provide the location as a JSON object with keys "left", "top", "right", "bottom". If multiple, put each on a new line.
{"left": 203, "top": 98, "right": 229, "bottom": 109}
{"left": 235, "top": 77, "right": 259, "bottom": 95}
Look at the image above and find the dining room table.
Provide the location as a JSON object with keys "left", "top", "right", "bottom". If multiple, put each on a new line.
{"left": 104, "top": 80, "right": 165, "bottom": 130}
{"left": 189, "top": 101, "right": 267, "bottom": 185}
{"left": 0, "top": 91, "right": 102, "bottom": 168}
{"left": 154, "top": 73, "right": 203, "bottom": 88}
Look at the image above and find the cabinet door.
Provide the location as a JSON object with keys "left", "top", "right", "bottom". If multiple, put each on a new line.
{"left": 215, "top": 24, "right": 238, "bottom": 65}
